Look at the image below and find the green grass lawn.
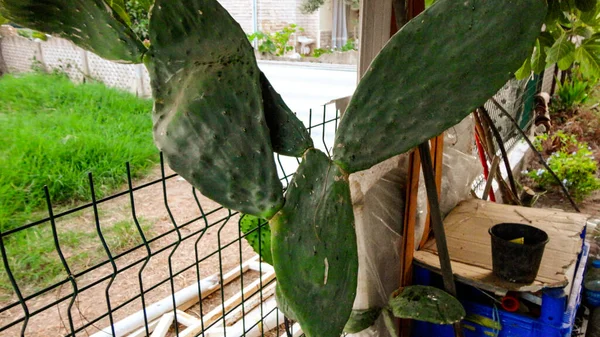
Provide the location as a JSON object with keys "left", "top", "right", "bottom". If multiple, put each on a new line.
{"left": 0, "top": 72, "right": 157, "bottom": 231}
{"left": 0, "top": 72, "right": 158, "bottom": 293}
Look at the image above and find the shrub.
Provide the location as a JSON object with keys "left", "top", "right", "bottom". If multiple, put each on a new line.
{"left": 552, "top": 75, "right": 591, "bottom": 113}
{"left": 526, "top": 131, "right": 600, "bottom": 200}
{"left": 248, "top": 24, "right": 304, "bottom": 57}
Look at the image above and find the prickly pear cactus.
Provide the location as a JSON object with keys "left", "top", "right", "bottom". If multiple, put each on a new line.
{"left": 388, "top": 286, "right": 465, "bottom": 324}
{"left": 239, "top": 214, "right": 273, "bottom": 265}
{"left": 332, "top": 0, "right": 547, "bottom": 173}
{"left": 259, "top": 72, "right": 314, "bottom": 157}
{"left": 271, "top": 148, "right": 357, "bottom": 337}
{"left": 0, "top": 0, "right": 145, "bottom": 63}
{"left": 145, "top": 0, "right": 285, "bottom": 219}
{"left": 1, "top": 0, "right": 548, "bottom": 336}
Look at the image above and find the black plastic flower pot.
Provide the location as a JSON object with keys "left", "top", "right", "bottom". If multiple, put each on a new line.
{"left": 489, "top": 223, "right": 549, "bottom": 283}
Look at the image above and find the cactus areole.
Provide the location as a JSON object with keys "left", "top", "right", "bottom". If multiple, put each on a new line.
{"left": 0, "top": 0, "right": 546, "bottom": 335}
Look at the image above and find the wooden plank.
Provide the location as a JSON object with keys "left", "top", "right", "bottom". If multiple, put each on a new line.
{"left": 415, "top": 199, "right": 588, "bottom": 294}
{"left": 413, "top": 251, "right": 550, "bottom": 294}
{"left": 400, "top": 150, "right": 421, "bottom": 287}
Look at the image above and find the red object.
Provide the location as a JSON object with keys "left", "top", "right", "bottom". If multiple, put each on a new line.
{"left": 475, "top": 132, "right": 496, "bottom": 202}
{"left": 501, "top": 294, "right": 520, "bottom": 312}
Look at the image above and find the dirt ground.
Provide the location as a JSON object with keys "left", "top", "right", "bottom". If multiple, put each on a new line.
{"left": 533, "top": 188, "right": 600, "bottom": 218}
{"left": 0, "top": 166, "right": 265, "bottom": 337}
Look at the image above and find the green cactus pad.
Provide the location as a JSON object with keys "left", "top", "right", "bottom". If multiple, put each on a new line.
{"left": 388, "top": 286, "right": 465, "bottom": 324}
{"left": 239, "top": 214, "right": 273, "bottom": 265}
{"left": 146, "top": 0, "right": 283, "bottom": 218}
{"left": 275, "top": 285, "right": 299, "bottom": 322}
{"left": 0, "top": 0, "right": 146, "bottom": 63}
{"left": 332, "top": 0, "right": 546, "bottom": 173}
{"left": 259, "top": 72, "right": 313, "bottom": 157}
{"left": 270, "top": 149, "right": 357, "bottom": 337}
{"left": 344, "top": 308, "right": 382, "bottom": 333}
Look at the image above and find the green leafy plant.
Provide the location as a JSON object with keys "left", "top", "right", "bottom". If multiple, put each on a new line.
{"left": 527, "top": 131, "right": 600, "bottom": 200}
{"left": 125, "top": 0, "right": 151, "bottom": 41}
{"left": 341, "top": 38, "right": 358, "bottom": 51}
{"left": 312, "top": 39, "right": 357, "bottom": 58}
{"left": 515, "top": 0, "right": 600, "bottom": 80}
{"left": 248, "top": 24, "right": 304, "bottom": 56}
{"left": 0, "top": 0, "right": 546, "bottom": 335}
{"left": 553, "top": 73, "right": 591, "bottom": 112}
{"left": 312, "top": 47, "right": 333, "bottom": 58}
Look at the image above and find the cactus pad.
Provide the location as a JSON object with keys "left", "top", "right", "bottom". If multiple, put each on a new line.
{"left": 0, "top": 0, "right": 146, "bottom": 63}
{"left": 239, "top": 214, "right": 273, "bottom": 265}
{"left": 332, "top": 0, "right": 546, "bottom": 173}
{"left": 146, "top": 0, "right": 284, "bottom": 218}
{"left": 388, "top": 286, "right": 465, "bottom": 324}
{"left": 270, "top": 149, "right": 357, "bottom": 337}
{"left": 260, "top": 72, "right": 314, "bottom": 157}
{"left": 344, "top": 308, "right": 382, "bottom": 333}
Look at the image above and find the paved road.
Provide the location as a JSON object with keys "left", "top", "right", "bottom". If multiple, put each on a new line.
{"left": 258, "top": 61, "right": 357, "bottom": 116}
{"left": 257, "top": 61, "right": 358, "bottom": 178}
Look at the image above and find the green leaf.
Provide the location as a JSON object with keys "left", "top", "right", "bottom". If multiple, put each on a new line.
{"left": 0, "top": 0, "right": 146, "bottom": 63}
{"left": 580, "top": 5, "right": 600, "bottom": 25}
{"left": 532, "top": 39, "right": 549, "bottom": 74}
{"left": 388, "top": 286, "right": 465, "bottom": 324}
{"left": 557, "top": 49, "right": 575, "bottom": 70}
{"left": 538, "top": 31, "right": 556, "bottom": 49}
{"left": 107, "top": 0, "right": 131, "bottom": 26}
{"left": 546, "top": 0, "right": 562, "bottom": 25}
{"left": 576, "top": 0, "right": 596, "bottom": 12}
{"left": 574, "top": 25, "right": 593, "bottom": 39}
{"left": 239, "top": 214, "right": 273, "bottom": 265}
{"left": 515, "top": 57, "right": 532, "bottom": 80}
{"left": 546, "top": 33, "right": 576, "bottom": 69}
{"left": 31, "top": 31, "right": 48, "bottom": 41}
{"left": 575, "top": 42, "right": 600, "bottom": 79}
{"left": 344, "top": 308, "right": 382, "bottom": 333}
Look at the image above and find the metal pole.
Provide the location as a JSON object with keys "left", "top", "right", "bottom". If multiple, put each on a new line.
{"left": 252, "top": 0, "right": 259, "bottom": 49}
{"left": 418, "top": 142, "right": 464, "bottom": 337}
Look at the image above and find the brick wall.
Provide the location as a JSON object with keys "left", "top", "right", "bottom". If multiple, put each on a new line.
{"left": 219, "top": 0, "right": 320, "bottom": 41}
